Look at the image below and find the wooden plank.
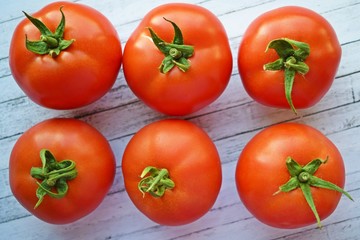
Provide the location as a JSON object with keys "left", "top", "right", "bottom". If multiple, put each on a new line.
{"left": 0, "top": 1, "right": 360, "bottom": 103}
{"left": 1, "top": 152, "right": 358, "bottom": 239}
{"left": 0, "top": 58, "right": 357, "bottom": 143}
{"left": 1, "top": 34, "right": 359, "bottom": 107}
{"left": 1, "top": 102, "right": 359, "bottom": 222}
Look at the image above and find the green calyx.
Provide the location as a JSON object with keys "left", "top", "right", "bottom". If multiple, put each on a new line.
{"left": 148, "top": 18, "right": 194, "bottom": 73}
{"left": 264, "top": 38, "right": 310, "bottom": 114}
{"left": 138, "top": 166, "right": 175, "bottom": 198}
{"left": 30, "top": 149, "right": 78, "bottom": 209}
{"left": 274, "top": 156, "right": 353, "bottom": 228}
{"left": 23, "top": 6, "right": 74, "bottom": 57}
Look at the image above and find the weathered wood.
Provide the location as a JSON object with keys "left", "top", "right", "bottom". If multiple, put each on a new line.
{"left": 1, "top": 0, "right": 359, "bottom": 239}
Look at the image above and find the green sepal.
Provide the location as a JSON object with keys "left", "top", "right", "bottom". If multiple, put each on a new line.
{"left": 148, "top": 18, "right": 194, "bottom": 73}
{"left": 164, "top": 17, "right": 183, "bottom": 45}
{"left": 30, "top": 149, "right": 78, "bottom": 209}
{"left": 23, "top": 6, "right": 74, "bottom": 57}
{"left": 275, "top": 156, "right": 353, "bottom": 228}
{"left": 284, "top": 68, "right": 297, "bottom": 114}
{"left": 54, "top": 6, "right": 66, "bottom": 37}
{"left": 303, "top": 157, "right": 328, "bottom": 175}
{"left": 148, "top": 27, "right": 171, "bottom": 55}
{"left": 34, "top": 181, "right": 51, "bottom": 209}
{"left": 22, "top": 11, "right": 52, "bottom": 36}
{"left": 266, "top": 39, "right": 295, "bottom": 59}
{"left": 286, "top": 38, "right": 310, "bottom": 60}
{"left": 263, "top": 58, "right": 284, "bottom": 71}
{"left": 25, "top": 36, "right": 50, "bottom": 55}
{"left": 174, "top": 57, "right": 191, "bottom": 72}
{"left": 285, "top": 157, "right": 303, "bottom": 176}
{"left": 309, "top": 175, "right": 354, "bottom": 201}
{"left": 159, "top": 55, "right": 174, "bottom": 73}
{"left": 138, "top": 166, "right": 175, "bottom": 198}
{"left": 299, "top": 182, "right": 322, "bottom": 227}
{"left": 266, "top": 38, "right": 310, "bottom": 61}
{"left": 264, "top": 38, "right": 310, "bottom": 114}
{"left": 274, "top": 176, "right": 299, "bottom": 195}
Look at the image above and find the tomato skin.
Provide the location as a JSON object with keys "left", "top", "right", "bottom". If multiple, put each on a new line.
{"left": 238, "top": 6, "right": 341, "bottom": 110}
{"left": 9, "top": 118, "right": 116, "bottom": 224}
{"left": 235, "top": 123, "right": 345, "bottom": 229}
{"left": 9, "top": 1, "right": 122, "bottom": 109}
{"left": 123, "top": 3, "right": 232, "bottom": 116}
{"left": 122, "top": 119, "right": 222, "bottom": 225}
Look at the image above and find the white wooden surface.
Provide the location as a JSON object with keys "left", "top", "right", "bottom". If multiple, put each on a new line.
{"left": 1, "top": 0, "right": 360, "bottom": 239}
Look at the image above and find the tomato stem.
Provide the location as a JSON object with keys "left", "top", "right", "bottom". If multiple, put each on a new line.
{"left": 138, "top": 166, "right": 175, "bottom": 198}
{"left": 23, "top": 6, "right": 74, "bottom": 57}
{"left": 169, "top": 48, "right": 183, "bottom": 59}
{"left": 274, "top": 156, "right": 353, "bottom": 228}
{"left": 298, "top": 172, "right": 311, "bottom": 183}
{"left": 40, "top": 35, "right": 58, "bottom": 48}
{"left": 148, "top": 18, "right": 194, "bottom": 73}
{"left": 30, "top": 149, "right": 78, "bottom": 209}
{"left": 263, "top": 38, "right": 310, "bottom": 114}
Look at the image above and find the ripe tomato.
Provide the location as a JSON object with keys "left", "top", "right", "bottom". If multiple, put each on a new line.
{"left": 9, "top": 118, "right": 116, "bottom": 224}
{"left": 235, "top": 123, "right": 352, "bottom": 229}
{"left": 123, "top": 3, "right": 232, "bottom": 116}
{"left": 238, "top": 6, "right": 341, "bottom": 113}
{"left": 122, "top": 119, "right": 222, "bottom": 225}
{"left": 9, "top": 1, "right": 122, "bottom": 109}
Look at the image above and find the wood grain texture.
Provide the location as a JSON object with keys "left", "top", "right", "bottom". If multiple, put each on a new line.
{"left": 1, "top": 0, "right": 359, "bottom": 239}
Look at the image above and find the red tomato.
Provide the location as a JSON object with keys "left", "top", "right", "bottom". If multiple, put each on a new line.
{"left": 9, "top": 2, "right": 122, "bottom": 109}
{"left": 238, "top": 6, "right": 341, "bottom": 113}
{"left": 235, "top": 123, "right": 352, "bottom": 229}
{"left": 122, "top": 119, "right": 222, "bottom": 225}
{"left": 9, "top": 118, "right": 116, "bottom": 224}
{"left": 123, "top": 3, "right": 232, "bottom": 116}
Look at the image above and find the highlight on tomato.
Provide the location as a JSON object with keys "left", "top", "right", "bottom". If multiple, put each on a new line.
{"left": 237, "top": 6, "right": 341, "bottom": 114}
{"left": 9, "top": 118, "right": 116, "bottom": 224}
{"left": 123, "top": 3, "right": 233, "bottom": 116}
{"left": 122, "top": 119, "right": 222, "bottom": 225}
{"left": 235, "top": 123, "right": 353, "bottom": 229}
{"left": 9, "top": 1, "right": 122, "bottom": 109}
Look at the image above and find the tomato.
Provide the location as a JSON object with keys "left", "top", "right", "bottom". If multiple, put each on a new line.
{"left": 9, "top": 1, "right": 122, "bottom": 109}
{"left": 238, "top": 6, "right": 341, "bottom": 114}
{"left": 122, "top": 119, "right": 222, "bottom": 225}
{"left": 235, "top": 123, "right": 352, "bottom": 229}
{"left": 123, "top": 3, "right": 232, "bottom": 116}
{"left": 9, "top": 118, "right": 116, "bottom": 224}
